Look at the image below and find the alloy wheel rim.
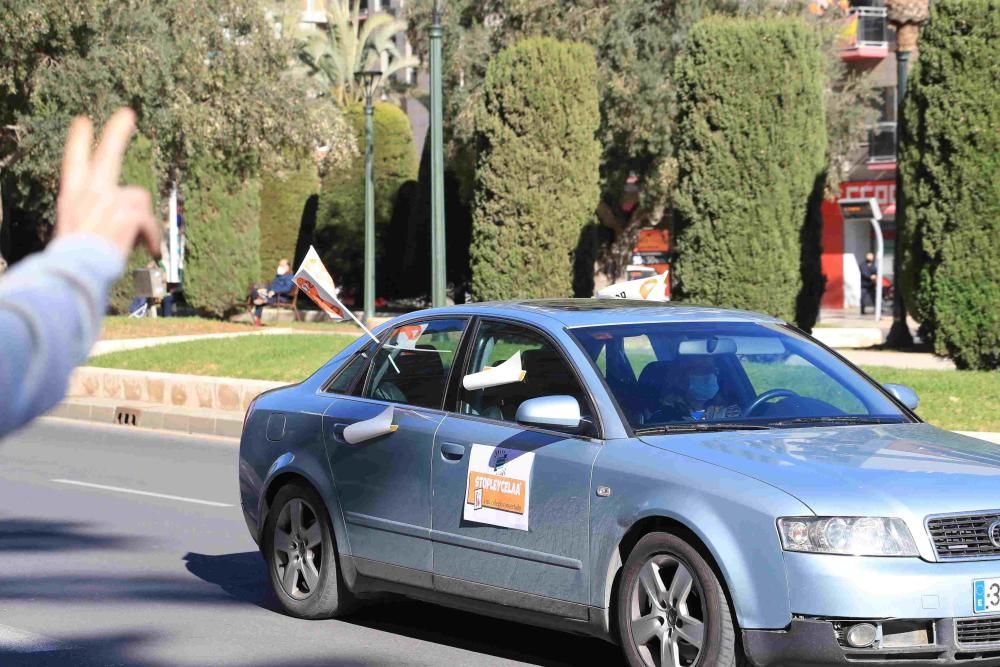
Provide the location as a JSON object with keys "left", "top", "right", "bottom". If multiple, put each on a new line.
{"left": 629, "top": 554, "right": 706, "bottom": 667}
{"left": 273, "top": 498, "right": 323, "bottom": 600}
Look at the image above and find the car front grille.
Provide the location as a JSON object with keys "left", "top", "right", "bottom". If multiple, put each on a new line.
{"left": 927, "top": 511, "right": 1000, "bottom": 560}
{"left": 957, "top": 617, "right": 1000, "bottom": 646}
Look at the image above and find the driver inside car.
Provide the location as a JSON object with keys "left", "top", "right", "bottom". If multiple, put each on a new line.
{"left": 649, "top": 355, "right": 742, "bottom": 423}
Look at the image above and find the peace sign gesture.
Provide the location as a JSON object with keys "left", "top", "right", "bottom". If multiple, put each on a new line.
{"left": 55, "top": 108, "right": 161, "bottom": 259}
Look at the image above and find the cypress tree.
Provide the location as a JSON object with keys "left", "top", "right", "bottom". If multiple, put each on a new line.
{"left": 183, "top": 160, "right": 261, "bottom": 318}
{"left": 109, "top": 134, "right": 158, "bottom": 314}
{"left": 259, "top": 155, "right": 319, "bottom": 280}
{"left": 898, "top": 0, "right": 1000, "bottom": 370}
{"left": 470, "top": 37, "right": 601, "bottom": 301}
{"left": 672, "top": 16, "right": 828, "bottom": 327}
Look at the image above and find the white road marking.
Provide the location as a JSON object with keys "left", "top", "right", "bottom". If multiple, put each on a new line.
{"left": 0, "top": 623, "right": 62, "bottom": 653}
{"left": 50, "top": 479, "right": 233, "bottom": 508}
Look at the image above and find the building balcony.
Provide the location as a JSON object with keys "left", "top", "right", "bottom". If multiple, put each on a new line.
{"left": 868, "top": 122, "right": 897, "bottom": 170}
{"left": 840, "top": 6, "right": 890, "bottom": 61}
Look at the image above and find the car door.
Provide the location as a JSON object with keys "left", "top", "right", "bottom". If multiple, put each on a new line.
{"left": 430, "top": 319, "right": 602, "bottom": 613}
{"left": 322, "top": 317, "right": 467, "bottom": 581}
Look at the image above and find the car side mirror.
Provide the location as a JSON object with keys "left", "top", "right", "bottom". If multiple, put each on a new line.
{"left": 883, "top": 383, "right": 919, "bottom": 410}
{"left": 515, "top": 395, "right": 582, "bottom": 432}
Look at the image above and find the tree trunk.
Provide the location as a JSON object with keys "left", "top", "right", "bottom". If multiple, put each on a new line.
{"left": 595, "top": 201, "right": 644, "bottom": 284}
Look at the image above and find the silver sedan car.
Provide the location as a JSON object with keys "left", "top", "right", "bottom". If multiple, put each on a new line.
{"left": 239, "top": 300, "right": 1000, "bottom": 667}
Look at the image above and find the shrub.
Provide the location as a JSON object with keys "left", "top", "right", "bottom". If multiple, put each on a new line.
{"left": 470, "top": 37, "right": 601, "bottom": 300}
{"left": 259, "top": 154, "right": 319, "bottom": 279}
{"left": 183, "top": 160, "right": 261, "bottom": 318}
{"left": 672, "top": 16, "right": 828, "bottom": 328}
{"left": 109, "top": 134, "right": 158, "bottom": 314}
{"left": 316, "top": 102, "right": 418, "bottom": 294}
{"left": 898, "top": 0, "right": 1000, "bottom": 370}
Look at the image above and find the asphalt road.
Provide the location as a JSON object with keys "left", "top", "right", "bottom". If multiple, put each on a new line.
{"left": 0, "top": 419, "right": 624, "bottom": 667}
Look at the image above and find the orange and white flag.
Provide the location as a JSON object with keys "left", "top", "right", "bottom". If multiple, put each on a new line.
{"left": 294, "top": 246, "right": 347, "bottom": 320}
{"left": 595, "top": 270, "right": 669, "bottom": 302}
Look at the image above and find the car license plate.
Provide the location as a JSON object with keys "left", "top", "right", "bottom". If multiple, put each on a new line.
{"left": 974, "top": 578, "right": 1000, "bottom": 614}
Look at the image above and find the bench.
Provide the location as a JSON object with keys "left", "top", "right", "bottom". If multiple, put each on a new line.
{"left": 247, "top": 283, "right": 301, "bottom": 322}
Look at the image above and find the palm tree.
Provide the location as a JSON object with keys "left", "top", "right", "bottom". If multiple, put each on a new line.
{"left": 885, "top": 0, "right": 930, "bottom": 52}
{"left": 297, "top": 0, "right": 419, "bottom": 106}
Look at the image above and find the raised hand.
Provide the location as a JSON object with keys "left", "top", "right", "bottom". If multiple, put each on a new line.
{"left": 55, "top": 108, "right": 161, "bottom": 259}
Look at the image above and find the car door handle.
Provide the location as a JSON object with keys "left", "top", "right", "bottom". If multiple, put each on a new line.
{"left": 439, "top": 442, "right": 466, "bottom": 462}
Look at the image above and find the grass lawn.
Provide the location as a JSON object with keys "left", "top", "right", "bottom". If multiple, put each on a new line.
{"left": 862, "top": 366, "right": 1000, "bottom": 433}
{"left": 88, "top": 335, "right": 999, "bottom": 432}
{"left": 100, "top": 316, "right": 362, "bottom": 340}
{"left": 89, "top": 334, "right": 356, "bottom": 383}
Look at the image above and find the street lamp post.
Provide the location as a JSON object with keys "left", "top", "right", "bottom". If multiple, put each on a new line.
{"left": 428, "top": 0, "right": 446, "bottom": 307}
{"left": 884, "top": 0, "right": 929, "bottom": 347}
{"left": 356, "top": 68, "right": 383, "bottom": 324}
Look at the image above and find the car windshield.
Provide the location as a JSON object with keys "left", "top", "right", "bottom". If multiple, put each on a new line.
{"left": 570, "top": 321, "right": 910, "bottom": 431}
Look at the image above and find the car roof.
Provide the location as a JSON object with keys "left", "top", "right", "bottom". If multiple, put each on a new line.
{"left": 397, "top": 298, "right": 784, "bottom": 329}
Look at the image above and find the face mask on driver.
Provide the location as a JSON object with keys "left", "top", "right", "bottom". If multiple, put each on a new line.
{"left": 688, "top": 373, "right": 719, "bottom": 402}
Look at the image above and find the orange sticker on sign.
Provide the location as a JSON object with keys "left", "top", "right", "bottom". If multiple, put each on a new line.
{"left": 466, "top": 471, "right": 527, "bottom": 515}
{"left": 463, "top": 444, "right": 534, "bottom": 531}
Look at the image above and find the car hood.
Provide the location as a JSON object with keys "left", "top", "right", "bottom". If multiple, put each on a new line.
{"left": 640, "top": 423, "right": 1000, "bottom": 519}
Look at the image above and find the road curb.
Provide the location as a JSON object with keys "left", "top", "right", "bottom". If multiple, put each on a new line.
{"left": 48, "top": 397, "right": 244, "bottom": 439}
{"left": 67, "top": 366, "right": 285, "bottom": 414}
{"left": 53, "top": 366, "right": 283, "bottom": 439}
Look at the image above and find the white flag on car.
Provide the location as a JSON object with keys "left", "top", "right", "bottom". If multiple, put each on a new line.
{"left": 294, "top": 246, "right": 347, "bottom": 320}
{"left": 595, "top": 270, "right": 669, "bottom": 302}
{"left": 293, "top": 247, "right": 392, "bottom": 364}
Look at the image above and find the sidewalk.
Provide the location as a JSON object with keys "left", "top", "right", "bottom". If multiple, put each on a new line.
{"left": 810, "top": 308, "right": 923, "bottom": 350}
{"left": 837, "top": 348, "right": 956, "bottom": 371}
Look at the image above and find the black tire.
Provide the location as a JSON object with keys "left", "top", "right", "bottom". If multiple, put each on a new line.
{"left": 617, "top": 532, "right": 744, "bottom": 667}
{"left": 263, "top": 483, "right": 357, "bottom": 619}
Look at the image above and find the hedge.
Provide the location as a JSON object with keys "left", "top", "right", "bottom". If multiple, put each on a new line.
{"left": 109, "top": 134, "right": 158, "bottom": 314}
{"left": 470, "top": 37, "right": 601, "bottom": 300}
{"left": 315, "top": 102, "right": 417, "bottom": 296}
{"left": 259, "top": 154, "right": 319, "bottom": 280}
{"left": 672, "top": 16, "right": 828, "bottom": 328}
{"left": 183, "top": 160, "right": 261, "bottom": 318}
{"left": 898, "top": 0, "right": 1000, "bottom": 370}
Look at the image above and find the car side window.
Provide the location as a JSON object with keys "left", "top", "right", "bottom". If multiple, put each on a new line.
{"left": 459, "top": 321, "right": 590, "bottom": 427}
{"left": 364, "top": 319, "right": 466, "bottom": 410}
{"left": 324, "top": 346, "right": 373, "bottom": 395}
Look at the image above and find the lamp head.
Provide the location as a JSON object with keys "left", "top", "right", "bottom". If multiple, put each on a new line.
{"left": 354, "top": 69, "right": 383, "bottom": 106}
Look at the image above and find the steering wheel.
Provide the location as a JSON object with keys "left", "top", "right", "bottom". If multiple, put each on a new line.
{"left": 745, "top": 388, "right": 799, "bottom": 416}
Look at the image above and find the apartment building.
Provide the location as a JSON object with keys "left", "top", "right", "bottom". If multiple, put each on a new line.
{"left": 819, "top": 0, "right": 902, "bottom": 310}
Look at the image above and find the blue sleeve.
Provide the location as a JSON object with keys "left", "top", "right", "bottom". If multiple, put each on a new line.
{"left": 0, "top": 235, "right": 124, "bottom": 438}
{"left": 270, "top": 274, "right": 294, "bottom": 294}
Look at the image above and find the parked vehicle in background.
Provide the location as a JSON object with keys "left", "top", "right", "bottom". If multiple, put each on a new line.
{"left": 240, "top": 299, "right": 1000, "bottom": 667}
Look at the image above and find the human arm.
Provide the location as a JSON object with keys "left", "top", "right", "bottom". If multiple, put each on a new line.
{"left": 269, "top": 273, "right": 294, "bottom": 296}
{"left": 0, "top": 236, "right": 124, "bottom": 434}
{"left": 0, "top": 109, "right": 159, "bottom": 438}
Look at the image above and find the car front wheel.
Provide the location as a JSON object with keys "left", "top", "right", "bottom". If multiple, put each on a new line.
{"left": 617, "top": 532, "right": 743, "bottom": 667}
{"left": 263, "top": 483, "right": 356, "bottom": 619}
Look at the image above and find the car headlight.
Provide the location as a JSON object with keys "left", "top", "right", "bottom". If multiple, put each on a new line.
{"left": 778, "top": 517, "right": 919, "bottom": 556}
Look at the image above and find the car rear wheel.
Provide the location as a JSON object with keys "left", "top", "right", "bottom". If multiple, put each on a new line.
{"left": 617, "top": 532, "right": 744, "bottom": 667}
{"left": 263, "top": 483, "right": 356, "bottom": 619}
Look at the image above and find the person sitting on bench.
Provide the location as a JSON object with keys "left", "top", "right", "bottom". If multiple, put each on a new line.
{"left": 252, "top": 258, "right": 294, "bottom": 326}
